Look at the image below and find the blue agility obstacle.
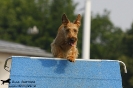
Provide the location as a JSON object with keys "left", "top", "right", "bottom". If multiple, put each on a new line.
{"left": 8, "top": 56, "right": 125, "bottom": 88}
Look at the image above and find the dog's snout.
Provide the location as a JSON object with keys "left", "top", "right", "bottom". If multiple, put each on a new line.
{"left": 70, "top": 38, "right": 75, "bottom": 42}
{"left": 70, "top": 37, "right": 77, "bottom": 42}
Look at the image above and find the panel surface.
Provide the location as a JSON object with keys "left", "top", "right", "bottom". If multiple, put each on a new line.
{"left": 9, "top": 56, "right": 122, "bottom": 88}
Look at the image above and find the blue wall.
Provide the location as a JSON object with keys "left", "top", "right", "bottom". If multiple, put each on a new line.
{"left": 9, "top": 56, "right": 122, "bottom": 88}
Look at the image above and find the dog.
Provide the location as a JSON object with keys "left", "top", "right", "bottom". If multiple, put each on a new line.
{"left": 1, "top": 78, "right": 11, "bottom": 85}
{"left": 51, "top": 14, "right": 81, "bottom": 62}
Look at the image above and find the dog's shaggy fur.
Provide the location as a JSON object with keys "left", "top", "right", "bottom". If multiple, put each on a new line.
{"left": 51, "top": 14, "right": 81, "bottom": 62}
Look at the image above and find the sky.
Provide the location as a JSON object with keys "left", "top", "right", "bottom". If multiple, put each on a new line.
{"left": 73, "top": 0, "right": 133, "bottom": 31}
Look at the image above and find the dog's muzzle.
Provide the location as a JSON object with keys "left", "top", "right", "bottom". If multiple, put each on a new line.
{"left": 67, "top": 37, "right": 77, "bottom": 46}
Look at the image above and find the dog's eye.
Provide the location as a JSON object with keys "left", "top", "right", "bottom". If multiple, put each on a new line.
{"left": 66, "top": 29, "right": 70, "bottom": 32}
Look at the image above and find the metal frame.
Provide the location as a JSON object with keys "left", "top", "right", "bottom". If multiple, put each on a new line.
{"left": 4, "top": 56, "right": 127, "bottom": 73}
{"left": 4, "top": 57, "right": 12, "bottom": 72}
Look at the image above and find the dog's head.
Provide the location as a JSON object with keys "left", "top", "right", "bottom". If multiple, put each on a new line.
{"left": 61, "top": 14, "right": 81, "bottom": 46}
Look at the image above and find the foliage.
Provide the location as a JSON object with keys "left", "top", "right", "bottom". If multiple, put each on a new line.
{"left": 90, "top": 10, "right": 124, "bottom": 59}
{"left": 119, "top": 23, "right": 133, "bottom": 88}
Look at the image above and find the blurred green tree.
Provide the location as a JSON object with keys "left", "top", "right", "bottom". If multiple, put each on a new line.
{"left": 119, "top": 23, "right": 133, "bottom": 88}
{"left": 0, "top": 0, "right": 49, "bottom": 45}
{"left": 90, "top": 10, "right": 124, "bottom": 59}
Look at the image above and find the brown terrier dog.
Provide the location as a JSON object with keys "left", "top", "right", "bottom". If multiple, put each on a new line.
{"left": 51, "top": 14, "right": 81, "bottom": 62}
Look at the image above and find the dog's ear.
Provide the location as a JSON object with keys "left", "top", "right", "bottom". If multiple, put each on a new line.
{"left": 74, "top": 14, "right": 81, "bottom": 27}
{"left": 62, "top": 14, "right": 70, "bottom": 25}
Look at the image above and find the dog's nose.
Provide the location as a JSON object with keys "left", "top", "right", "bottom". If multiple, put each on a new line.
{"left": 70, "top": 37, "right": 76, "bottom": 42}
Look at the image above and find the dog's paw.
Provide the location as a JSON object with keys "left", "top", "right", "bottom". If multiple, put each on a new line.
{"left": 67, "top": 56, "right": 75, "bottom": 62}
{"left": 68, "top": 59, "right": 75, "bottom": 62}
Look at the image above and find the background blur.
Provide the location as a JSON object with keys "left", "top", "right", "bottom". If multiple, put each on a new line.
{"left": 0, "top": 0, "right": 133, "bottom": 88}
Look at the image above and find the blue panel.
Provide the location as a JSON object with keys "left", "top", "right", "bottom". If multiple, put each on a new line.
{"left": 9, "top": 56, "right": 122, "bottom": 88}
